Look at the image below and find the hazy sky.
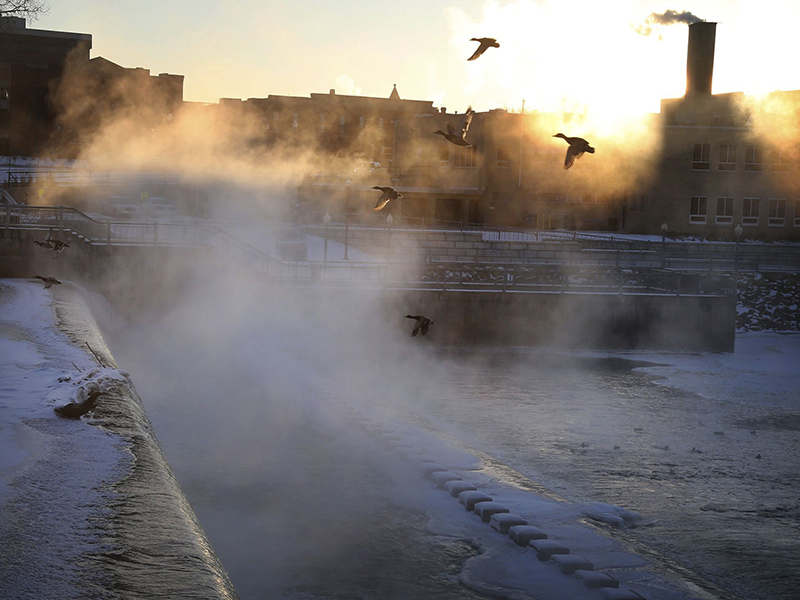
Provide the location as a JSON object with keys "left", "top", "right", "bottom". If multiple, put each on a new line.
{"left": 35, "top": 0, "right": 800, "bottom": 115}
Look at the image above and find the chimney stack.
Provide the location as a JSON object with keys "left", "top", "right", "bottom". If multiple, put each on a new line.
{"left": 686, "top": 21, "right": 716, "bottom": 96}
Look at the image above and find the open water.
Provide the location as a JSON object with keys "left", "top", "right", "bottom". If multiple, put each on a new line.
{"left": 119, "top": 339, "right": 799, "bottom": 600}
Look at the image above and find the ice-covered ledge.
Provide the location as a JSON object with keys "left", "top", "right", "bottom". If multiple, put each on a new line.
{"left": 0, "top": 278, "right": 237, "bottom": 599}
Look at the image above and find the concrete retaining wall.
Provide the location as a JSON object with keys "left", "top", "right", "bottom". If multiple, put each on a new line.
{"left": 385, "top": 288, "right": 736, "bottom": 351}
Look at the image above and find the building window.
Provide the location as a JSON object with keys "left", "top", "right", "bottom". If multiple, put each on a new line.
{"left": 319, "top": 114, "right": 326, "bottom": 134}
{"left": 378, "top": 117, "right": 384, "bottom": 129}
{"left": 770, "top": 149, "right": 789, "bottom": 172}
{"left": 496, "top": 145, "right": 511, "bottom": 167}
{"left": 742, "top": 197, "right": 760, "bottom": 225}
{"left": 454, "top": 146, "right": 476, "bottom": 168}
{"left": 718, "top": 143, "right": 736, "bottom": 170}
{"left": 381, "top": 146, "right": 393, "bottom": 164}
{"left": 716, "top": 197, "right": 733, "bottom": 224}
{"left": 292, "top": 113, "right": 298, "bottom": 133}
{"left": 439, "top": 144, "right": 450, "bottom": 166}
{"left": 339, "top": 115, "right": 346, "bottom": 135}
{"left": 745, "top": 144, "right": 762, "bottom": 171}
{"left": 689, "top": 196, "right": 708, "bottom": 224}
{"left": 692, "top": 143, "right": 710, "bottom": 170}
{"left": 272, "top": 111, "right": 279, "bottom": 133}
{"left": 768, "top": 198, "right": 786, "bottom": 226}
{"left": 358, "top": 116, "right": 365, "bottom": 130}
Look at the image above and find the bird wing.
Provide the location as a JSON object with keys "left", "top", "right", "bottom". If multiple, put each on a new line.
{"left": 564, "top": 146, "right": 581, "bottom": 170}
{"left": 445, "top": 122, "right": 457, "bottom": 136}
{"left": 411, "top": 323, "right": 421, "bottom": 337}
{"left": 420, "top": 321, "right": 430, "bottom": 335}
{"left": 43, "top": 281, "right": 53, "bottom": 289}
{"left": 467, "top": 45, "right": 486, "bottom": 61}
{"left": 460, "top": 108, "right": 474, "bottom": 137}
{"left": 373, "top": 198, "right": 390, "bottom": 211}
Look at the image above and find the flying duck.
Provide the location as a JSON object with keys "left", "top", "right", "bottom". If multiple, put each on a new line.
{"left": 372, "top": 186, "right": 402, "bottom": 211}
{"left": 406, "top": 314, "right": 435, "bottom": 337}
{"left": 434, "top": 107, "right": 474, "bottom": 147}
{"left": 468, "top": 37, "right": 499, "bottom": 61}
{"left": 553, "top": 133, "right": 595, "bottom": 170}
{"left": 34, "top": 276, "right": 62, "bottom": 289}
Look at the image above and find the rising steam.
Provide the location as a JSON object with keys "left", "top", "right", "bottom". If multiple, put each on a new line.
{"left": 635, "top": 10, "right": 703, "bottom": 37}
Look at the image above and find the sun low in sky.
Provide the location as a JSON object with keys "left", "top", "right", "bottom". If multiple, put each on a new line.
{"left": 37, "top": 0, "right": 800, "bottom": 118}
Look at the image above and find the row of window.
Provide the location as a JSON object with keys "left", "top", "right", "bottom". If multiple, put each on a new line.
{"left": 689, "top": 196, "right": 800, "bottom": 227}
{"left": 692, "top": 142, "right": 794, "bottom": 172}
{"left": 268, "top": 112, "right": 384, "bottom": 135}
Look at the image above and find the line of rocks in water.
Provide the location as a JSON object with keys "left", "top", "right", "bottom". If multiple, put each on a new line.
{"left": 350, "top": 410, "right": 648, "bottom": 600}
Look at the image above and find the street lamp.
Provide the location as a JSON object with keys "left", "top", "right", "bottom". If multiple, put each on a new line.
{"left": 386, "top": 213, "right": 394, "bottom": 266}
{"left": 734, "top": 222, "right": 743, "bottom": 274}
{"left": 660, "top": 222, "right": 669, "bottom": 268}
{"left": 323, "top": 211, "right": 331, "bottom": 269}
{"left": 344, "top": 179, "right": 351, "bottom": 260}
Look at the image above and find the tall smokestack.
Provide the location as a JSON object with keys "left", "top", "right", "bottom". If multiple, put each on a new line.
{"left": 686, "top": 22, "right": 716, "bottom": 96}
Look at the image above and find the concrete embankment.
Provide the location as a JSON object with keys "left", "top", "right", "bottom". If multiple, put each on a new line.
{"left": 0, "top": 280, "right": 237, "bottom": 600}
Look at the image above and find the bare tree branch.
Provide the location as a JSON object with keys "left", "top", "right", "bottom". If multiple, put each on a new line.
{"left": 0, "top": 1, "right": 49, "bottom": 23}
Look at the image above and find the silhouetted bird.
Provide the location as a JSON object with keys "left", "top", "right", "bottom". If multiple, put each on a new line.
{"left": 54, "top": 390, "right": 102, "bottom": 419}
{"left": 372, "top": 186, "right": 402, "bottom": 211}
{"left": 34, "top": 276, "right": 62, "bottom": 289}
{"left": 33, "top": 239, "right": 54, "bottom": 249}
{"left": 468, "top": 37, "right": 499, "bottom": 61}
{"left": 755, "top": 453, "right": 762, "bottom": 460}
{"left": 553, "top": 133, "right": 595, "bottom": 170}
{"left": 434, "top": 107, "right": 474, "bottom": 147}
{"left": 406, "top": 314, "right": 435, "bottom": 337}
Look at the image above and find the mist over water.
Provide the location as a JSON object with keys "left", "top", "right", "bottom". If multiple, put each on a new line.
{"left": 92, "top": 253, "right": 800, "bottom": 600}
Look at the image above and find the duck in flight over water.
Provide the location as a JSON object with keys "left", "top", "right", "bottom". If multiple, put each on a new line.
{"left": 372, "top": 186, "right": 402, "bottom": 211}
{"left": 468, "top": 37, "right": 499, "bottom": 61}
{"left": 406, "top": 314, "right": 435, "bottom": 337}
{"left": 434, "top": 107, "right": 474, "bottom": 147}
{"left": 553, "top": 133, "right": 595, "bottom": 170}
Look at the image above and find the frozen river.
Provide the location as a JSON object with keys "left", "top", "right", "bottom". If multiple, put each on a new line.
{"left": 394, "top": 349, "right": 800, "bottom": 600}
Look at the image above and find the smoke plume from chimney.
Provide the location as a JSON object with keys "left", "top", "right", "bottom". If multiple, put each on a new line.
{"left": 636, "top": 10, "right": 703, "bottom": 36}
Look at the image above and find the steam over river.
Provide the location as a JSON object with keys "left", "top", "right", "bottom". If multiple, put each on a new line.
{"left": 112, "top": 318, "right": 799, "bottom": 600}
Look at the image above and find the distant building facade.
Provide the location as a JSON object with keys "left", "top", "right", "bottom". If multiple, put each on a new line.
{"left": 2, "top": 18, "right": 798, "bottom": 241}
{"left": 0, "top": 16, "right": 91, "bottom": 156}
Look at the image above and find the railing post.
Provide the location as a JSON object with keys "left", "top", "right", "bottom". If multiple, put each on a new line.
{"left": 106, "top": 221, "right": 111, "bottom": 245}
{"left": 153, "top": 222, "right": 159, "bottom": 246}
{"left": 58, "top": 205, "right": 63, "bottom": 232}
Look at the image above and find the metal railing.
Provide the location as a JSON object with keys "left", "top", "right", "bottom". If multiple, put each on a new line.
{"left": 3, "top": 205, "right": 799, "bottom": 282}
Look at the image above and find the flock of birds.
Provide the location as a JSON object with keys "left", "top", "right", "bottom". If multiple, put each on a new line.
{"left": 32, "top": 229, "right": 68, "bottom": 290}
{"left": 28, "top": 37, "right": 594, "bottom": 339}
{"left": 369, "top": 36, "right": 595, "bottom": 216}
{"left": 366, "top": 37, "right": 595, "bottom": 336}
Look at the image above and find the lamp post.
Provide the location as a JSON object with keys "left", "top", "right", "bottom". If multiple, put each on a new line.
{"left": 734, "top": 222, "right": 743, "bottom": 276}
{"left": 323, "top": 211, "right": 331, "bottom": 269}
{"left": 344, "top": 179, "right": 351, "bottom": 260}
{"left": 386, "top": 213, "right": 393, "bottom": 267}
{"left": 660, "top": 222, "right": 669, "bottom": 268}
